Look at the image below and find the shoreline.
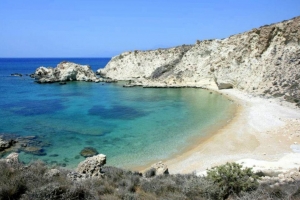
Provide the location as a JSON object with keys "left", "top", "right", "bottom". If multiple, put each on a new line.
{"left": 137, "top": 89, "right": 300, "bottom": 174}
{"left": 130, "top": 90, "right": 239, "bottom": 172}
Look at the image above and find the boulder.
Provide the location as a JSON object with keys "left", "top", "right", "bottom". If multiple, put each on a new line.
{"left": 76, "top": 154, "right": 106, "bottom": 178}
{"left": 151, "top": 161, "right": 169, "bottom": 175}
{"left": 144, "top": 161, "right": 169, "bottom": 177}
{"left": 217, "top": 82, "right": 234, "bottom": 89}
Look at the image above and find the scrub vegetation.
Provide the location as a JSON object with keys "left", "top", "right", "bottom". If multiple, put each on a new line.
{"left": 1, "top": 161, "right": 300, "bottom": 200}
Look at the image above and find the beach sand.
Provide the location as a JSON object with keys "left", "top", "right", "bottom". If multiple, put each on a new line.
{"left": 164, "top": 89, "right": 300, "bottom": 174}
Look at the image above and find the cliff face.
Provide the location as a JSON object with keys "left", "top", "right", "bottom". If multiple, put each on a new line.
{"left": 100, "top": 16, "right": 300, "bottom": 105}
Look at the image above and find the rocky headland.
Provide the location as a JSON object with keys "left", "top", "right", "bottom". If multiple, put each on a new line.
{"left": 99, "top": 16, "right": 300, "bottom": 106}
{"left": 34, "top": 61, "right": 117, "bottom": 83}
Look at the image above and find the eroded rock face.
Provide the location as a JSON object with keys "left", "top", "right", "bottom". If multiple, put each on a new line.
{"left": 76, "top": 154, "right": 106, "bottom": 178}
{"left": 34, "top": 61, "right": 99, "bottom": 83}
{"left": 100, "top": 16, "right": 300, "bottom": 105}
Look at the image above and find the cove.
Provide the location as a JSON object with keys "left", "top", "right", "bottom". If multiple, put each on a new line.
{"left": 0, "top": 58, "right": 236, "bottom": 169}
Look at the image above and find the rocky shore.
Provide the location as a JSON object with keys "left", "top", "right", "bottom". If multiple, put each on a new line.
{"left": 33, "top": 61, "right": 117, "bottom": 84}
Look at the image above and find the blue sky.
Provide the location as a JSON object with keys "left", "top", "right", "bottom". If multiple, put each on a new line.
{"left": 0, "top": 0, "right": 299, "bottom": 57}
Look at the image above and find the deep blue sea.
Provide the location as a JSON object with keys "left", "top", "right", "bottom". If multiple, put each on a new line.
{"left": 0, "top": 58, "right": 236, "bottom": 169}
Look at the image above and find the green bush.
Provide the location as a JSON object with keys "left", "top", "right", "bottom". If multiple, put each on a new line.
{"left": 206, "top": 162, "right": 259, "bottom": 199}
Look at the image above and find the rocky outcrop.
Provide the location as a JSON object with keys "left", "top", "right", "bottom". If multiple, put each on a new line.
{"left": 100, "top": 16, "right": 300, "bottom": 106}
{"left": 76, "top": 154, "right": 106, "bottom": 178}
{"left": 34, "top": 61, "right": 99, "bottom": 83}
{"left": 0, "top": 137, "right": 16, "bottom": 152}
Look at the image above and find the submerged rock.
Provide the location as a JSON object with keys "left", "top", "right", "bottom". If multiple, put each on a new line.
{"left": 11, "top": 73, "right": 23, "bottom": 77}
{"left": 80, "top": 147, "right": 98, "bottom": 158}
{"left": 23, "top": 146, "right": 46, "bottom": 156}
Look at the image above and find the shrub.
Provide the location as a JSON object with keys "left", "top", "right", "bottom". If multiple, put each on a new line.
{"left": 206, "top": 162, "right": 259, "bottom": 199}
{"left": 0, "top": 161, "right": 27, "bottom": 200}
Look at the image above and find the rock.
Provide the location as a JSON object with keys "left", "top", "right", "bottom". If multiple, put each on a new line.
{"left": 151, "top": 161, "right": 169, "bottom": 175}
{"left": 76, "top": 154, "right": 106, "bottom": 178}
{"left": 59, "top": 82, "right": 66, "bottom": 85}
{"left": 5, "top": 152, "right": 19, "bottom": 164}
{"left": 0, "top": 138, "right": 16, "bottom": 151}
{"left": 34, "top": 62, "right": 98, "bottom": 83}
{"left": 217, "top": 82, "right": 234, "bottom": 89}
{"left": 11, "top": 73, "right": 22, "bottom": 77}
{"left": 80, "top": 147, "right": 98, "bottom": 158}
{"left": 144, "top": 161, "right": 169, "bottom": 177}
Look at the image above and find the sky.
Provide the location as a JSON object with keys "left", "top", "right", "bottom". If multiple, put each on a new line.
{"left": 0, "top": 0, "right": 300, "bottom": 58}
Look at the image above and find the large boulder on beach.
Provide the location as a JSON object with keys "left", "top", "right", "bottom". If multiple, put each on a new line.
{"left": 151, "top": 161, "right": 169, "bottom": 175}
{"left": 144, "top": 161, "right": 169, "bottom": 177}
{"left": 34, "top": 61, "right": 99, "bottom": 83}
{"left": 76, "top": 154, "right": 106, "bottom": 178}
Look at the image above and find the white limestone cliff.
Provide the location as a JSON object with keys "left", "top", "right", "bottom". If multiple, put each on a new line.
{"left": 99, "top": 16, "right": 300, "bottom": 106}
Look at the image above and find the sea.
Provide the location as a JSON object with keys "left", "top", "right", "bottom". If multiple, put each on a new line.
{"left": 0, "top": 58, "right": 236, "bottom": 169}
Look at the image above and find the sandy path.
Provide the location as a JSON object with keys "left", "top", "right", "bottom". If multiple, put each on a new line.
{"left": 165, "top": 89, "right": 300, "bottom": 174}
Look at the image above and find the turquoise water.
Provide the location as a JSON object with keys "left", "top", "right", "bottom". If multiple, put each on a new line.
{"left": 0, "top": 58, "right": 236, "bottom": 169}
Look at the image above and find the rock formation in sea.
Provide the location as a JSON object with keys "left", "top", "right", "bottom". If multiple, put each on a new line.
{"left": 34, "top": 61, "right": 99, "bottom": 83}
{"left": 99, "top": 16, "right": 300, "bottom": 106}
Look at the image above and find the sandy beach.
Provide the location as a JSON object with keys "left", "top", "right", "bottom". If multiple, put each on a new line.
{"left": 164, "top": 89, "right": 300, "bottom": 174}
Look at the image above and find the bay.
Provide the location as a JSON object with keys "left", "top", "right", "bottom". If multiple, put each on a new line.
{"left": 0, "top": 58, "right": 235, "bottom": 169}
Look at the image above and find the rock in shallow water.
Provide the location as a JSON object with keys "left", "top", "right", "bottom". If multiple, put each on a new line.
{"left": 23, "top": 146, "right": 46, "bottom": 156}
{"left": 80, "top": 147, "right": 98, "bottom": 158}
